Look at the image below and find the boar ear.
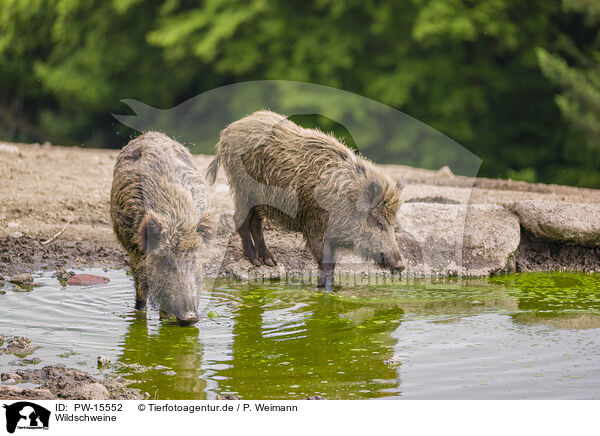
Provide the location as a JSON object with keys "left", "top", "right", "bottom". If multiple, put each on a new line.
{"left": 357, "top": 179, "right": 382, "bottom": 212}
{"left": 197, "top": 213, "right": 216, "bottom": 244}
{"left": 137, "top": 212, "right": 162, "bottom": 253}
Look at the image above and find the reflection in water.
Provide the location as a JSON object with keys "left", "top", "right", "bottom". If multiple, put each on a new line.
{"left": 489, "top": 273, "right": 600, "bottom": 329}
{"left": 1, "top": 270, "right": 599, "bottom": 399}
{"left": 215, "top": 284, "right": 403, "bottom": 399}
{"left": 117, "top": 311, "right": 206, "bottom": 399}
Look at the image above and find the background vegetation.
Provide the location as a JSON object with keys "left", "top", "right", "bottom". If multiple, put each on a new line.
{"left": 1, "top": 0, "right": 599, "bottom": 187}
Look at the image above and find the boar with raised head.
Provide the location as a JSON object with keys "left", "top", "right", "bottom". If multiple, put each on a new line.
{"left": 111, "top": 132, "right": 215, "bottom": 325}
{"left": 206, "top": 110, "right": 404, "bottom": 289}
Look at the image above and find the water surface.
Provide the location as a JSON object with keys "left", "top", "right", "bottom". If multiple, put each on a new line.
{"left": 1, "top": 270, "right": 599, "bottom": 399}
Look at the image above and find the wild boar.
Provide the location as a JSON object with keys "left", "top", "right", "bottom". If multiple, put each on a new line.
{"left": 206, "top": 110, "right": 403, "bottom": 289}
{"left": 111, "top": 132, "right": 214, "bottom": 324}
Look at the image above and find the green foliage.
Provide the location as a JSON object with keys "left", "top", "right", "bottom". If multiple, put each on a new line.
{"left": 0, "top": 0, "right": 598, "bottom": 186}
{"left": 535, "top": 0, "right": 600, "bottom": 187}
{"left": 537, "top": 0, "right": 600, "bottom": 147}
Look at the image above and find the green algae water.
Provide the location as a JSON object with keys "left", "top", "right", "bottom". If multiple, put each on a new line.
{"left": 1, "top": 270, "right": 599, "bottom": 399}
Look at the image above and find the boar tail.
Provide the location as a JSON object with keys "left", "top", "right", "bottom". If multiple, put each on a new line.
{"left": 206, "top": 155, "right": 220, "bottom": 185}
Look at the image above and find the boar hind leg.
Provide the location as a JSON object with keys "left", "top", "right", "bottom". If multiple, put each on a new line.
{"left": 249, "top": 208, "right": 277, "bottom": 267}
{"left": 237, "top": 212, "right": 262, "bottom": 266}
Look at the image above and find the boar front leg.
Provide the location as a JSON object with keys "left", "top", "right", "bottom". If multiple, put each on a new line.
{"left": 130, "top": 252, "right": 148, "bottom": 310}
{"left": 315, "top": 240, "right": 337, "bottom": 291}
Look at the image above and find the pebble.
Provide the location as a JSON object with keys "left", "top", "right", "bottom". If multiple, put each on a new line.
{"left": 384, "top": 356, "right": 403, "bottom": 367}
{"left": 1, "top": 372, "right": 21, "bottom": 381}
{"left": 217, "top": 394, "right": 240, "bottom": 400}
{"left": 9, "top": 357, "right": 41, "bottom": 366}
{"left": 9, "top": 273, "right": 33, "bottom": 285}
{"left": 97, "top": 355, "right": 110, "bottom": 367}
{"left": 67, "top": 274, "right": 110, "bottom": 286}
{"left": 56, "top": 268, "right": 75, "bottom": 282}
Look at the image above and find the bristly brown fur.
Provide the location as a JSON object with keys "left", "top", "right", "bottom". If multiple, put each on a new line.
{"left": 110, "top": 131, "right": 215, "bottom": 321}
{"left": 207, "top": 110, "right": 404, "bottom": 288}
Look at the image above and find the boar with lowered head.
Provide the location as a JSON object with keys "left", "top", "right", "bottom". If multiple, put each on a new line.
{"left": 206, "top": 110, "right": 404, "bottom": 289}
{"left": 111, "top": 132, "right": 215, "bottom": 325}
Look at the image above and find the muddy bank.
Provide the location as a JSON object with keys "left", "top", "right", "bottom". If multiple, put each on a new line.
{"left": 1, "top": 141, "right": 599, "bottom": 278}
{"left": 0, "top": 334, "right": 148, "bottom": 400}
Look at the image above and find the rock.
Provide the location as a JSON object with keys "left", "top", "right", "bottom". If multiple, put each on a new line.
{"left": 56, "top": 268, "right": 75, "bottom": 282}
{"left": 509, "top": 201, "right": 600, "bottom": 246}
{"left": 396, "top": 204, "right": 521, "bottom": 276}
{"left": 9, "top": 273, "right": 33, "bottom": 285}
{"left": 69, "top": 383, "right": 110, "bottom": 400}
{"left": 217, "top": 394, "right": 240, "bottom": 400}
{"left": 306, "top": 395, "right": 327, "bottom": 400}
{"left": 0, "top": 385, "right": 55, "bottom": 400}
{"left": 1, "top": 336, "right": 37, "bottom": 357}
{"left": 1, "top": 372, "right": 22, "bottom": 381}
{"left": 97, "top": 355, "right": 110, "bottom": 368}
{"left": 9, "top": 357, "right": 41, "bottom": 366}
{"left": 0, "top": 143, "right": 20, "bottom": 155}
{"left": 384, "top": 356, "right": 403, "bottom": 366}
{"left": 462, "top": 205, "right": 521, "bottom": 273}
{"left": 67, "top": 274, "right": 110, "bottom": 286}
{"left": 32, "top": 389, "right": 56, "bottom": 399}
{"left": 2, "top": 361, "right": 147, "bottom": 400}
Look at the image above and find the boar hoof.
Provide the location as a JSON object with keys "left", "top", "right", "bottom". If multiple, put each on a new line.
{"left": 317, "top": 276, "right": 334, "bottom": 291}
{"left": 248, "top": 256, "right": 263, "bottom": 267}
{"left": 256, "top": 247, "right": 277, "bottom": 267}
{"left": 390, "top": 264, "right": 405, "bottom": 273}
{"left": 262, "top": 257, "right": 277, "bottom": 267}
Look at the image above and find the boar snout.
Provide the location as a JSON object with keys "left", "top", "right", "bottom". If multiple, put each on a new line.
{"left": 177, "top": 312, "right": 200, "bottom": 326}
{"left": 379, "top": 249, "right": 405, "bottom": 272}
{"left": 159, "top": 309, "right": 200, "bottom": 325}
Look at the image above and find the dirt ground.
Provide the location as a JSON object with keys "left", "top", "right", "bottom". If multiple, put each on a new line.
{"left": 1, "top": 140, "right": 600, "bottom": 276}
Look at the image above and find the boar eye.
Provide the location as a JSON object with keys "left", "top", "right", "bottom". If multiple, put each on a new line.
{"left": 377, "top": 219, "right": 385, "bottom": 231}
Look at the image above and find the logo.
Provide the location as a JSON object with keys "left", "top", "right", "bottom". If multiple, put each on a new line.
{"left": 2, "top": 402, "right": 50, "bottom": 434}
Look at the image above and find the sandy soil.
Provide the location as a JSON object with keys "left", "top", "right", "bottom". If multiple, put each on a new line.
{"left": 1, "top": 140, "right": 600, "bottom": 276}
